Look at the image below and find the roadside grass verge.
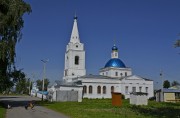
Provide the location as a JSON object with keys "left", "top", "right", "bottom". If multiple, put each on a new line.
{"left": 0, "top": 103, "right": 6, "bottom": 118}
{"left": 37, "top": 99, "right": 180, "bottom": 118}
{"left": 0, "top": 93, "right": 28, "bottom": 96}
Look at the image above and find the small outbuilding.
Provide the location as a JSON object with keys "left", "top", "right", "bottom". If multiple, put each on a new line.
{"left": 48, "top": 80, "right": 83, "bottom": 102}
{"left": 130, "top": 92, "right": 148, "bottom": 105}
{"left": 156, "top": 87, "right": 180, "bottom": 102}
{"left": 111, "top": 92, "right": 122, "bottom": 107}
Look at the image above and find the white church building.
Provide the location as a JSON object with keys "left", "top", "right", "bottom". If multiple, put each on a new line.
{"left": 48, "top": 16, "right": 154, "bottom": 101}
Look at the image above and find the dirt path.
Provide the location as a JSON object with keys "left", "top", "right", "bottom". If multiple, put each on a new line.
{"left": 0, "top": 95, "right": 69, "bottom": 118}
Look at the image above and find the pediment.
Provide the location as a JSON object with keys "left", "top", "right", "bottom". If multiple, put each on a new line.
{"left": 123, "top": 75, "right": 144, "bottom": 81}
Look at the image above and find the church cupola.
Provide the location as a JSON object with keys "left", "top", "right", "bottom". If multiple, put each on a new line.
{"left": 111, "top": 44, "right": 118, "bottom": 58}
{"left": 104, "top": 44, "right": 126, "bottom": 68}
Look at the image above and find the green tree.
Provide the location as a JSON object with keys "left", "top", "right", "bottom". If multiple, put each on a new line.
{"left": 36, "top": 78, "right": 50, "bottom": 91}
{"left": 171, "top": 81, "right": 180, "bottom": 86}
{"left": 163, "top": 80, "right": 170, "bottom": 88}
{"left": 16, "top": 77, "right": 29, "bottom": 94}
{"left": 0, "top": 0, "right": 31, "bottom": 93}
{"left": 10, "top": 68, "right": 25, "bottom": 83}
{"left": 10, "top": 69, "right": 31, "bottom": 94}
{"left": 44, "top": 78, "right": 50, "bottom": 91}
{"left": 36, "top": 79, "right": 42, "bottom": 91}
{"left": 174, "top": 33, "right": 180, "bottom": 47}
{"left": 174, "top": 40, "right": 180, "bottom": 47}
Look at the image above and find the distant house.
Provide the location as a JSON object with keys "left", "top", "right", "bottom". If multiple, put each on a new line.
{"left": 156, "top": 86, "right": 180, "bottom": 102}
{"left": 30, "top": 82, "right": 39, "bottom": 97}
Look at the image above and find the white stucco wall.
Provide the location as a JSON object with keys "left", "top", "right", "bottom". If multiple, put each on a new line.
{"left": 79, "top": 78, "right": 121, "bottom": 99}
{"left": 78, "top": 75, "right": 154, "bottom": 99}
{"left": 121, "top": 75, "right": 154, "bottom": 99}
{"left": 59, "top": 86, "right": 83, "bottom": 102}
{"left": 48, "top": 86, "right": 83, "bottom": 102}
{"left": 130, "top": 94, "right": 148, "bottom": 105}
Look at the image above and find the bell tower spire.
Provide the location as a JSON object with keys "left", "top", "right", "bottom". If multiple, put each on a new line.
{"left": 70, "top": 14, "right": 80, "bottom": 43}
{"left": 63, "top": 15, "right": 86, "bottom": 82}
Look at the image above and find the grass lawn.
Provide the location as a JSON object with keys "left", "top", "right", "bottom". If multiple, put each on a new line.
{"left": 0, "top": 103, "right": 6, "bottom": 118}
{"left": 38, "top": 99, "right": 180, "bottom": 118}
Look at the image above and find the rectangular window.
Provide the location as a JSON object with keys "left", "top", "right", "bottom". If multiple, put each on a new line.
{"left": 145, "top": 87, "right": 148, "bottom": 93}
{"left": 125, "top": 72, "right": 127, "bottom": 76}
{"left": 75, "top": 56, "right": 79, "bottom": 65}
{"left": 115, "top": 72, "right": 118, "bottom": 76}
{"left": 132, "top": 87, "right": 136, "bottom": 92}
{"left": 139, "top": 87, "right": 142, "bottom": 92}
{"left": 125, "top": 86, "right": 128, "bottom": 94}
{"left": 175, "top": 93, "right": 180, "bottom": 99}
{"left": 65, "top": 70, "right": 67, "bottom": 76}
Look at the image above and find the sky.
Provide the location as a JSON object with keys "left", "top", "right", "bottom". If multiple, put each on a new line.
{"left": 16, "top": 0, "right": 180, "bottom": 88}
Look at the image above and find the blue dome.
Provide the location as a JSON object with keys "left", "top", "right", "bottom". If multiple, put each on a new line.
{"left": 112, "top": 45, "right": 118, "bottom": 50}
{"left": 105, "top": 58, "right": 126, "bottom": 68}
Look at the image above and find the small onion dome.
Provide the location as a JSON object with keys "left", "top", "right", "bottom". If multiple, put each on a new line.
{"left": 74, "top": 13, "right": 78, "bottom": 19}
{"left": 105, "top": 58, "right": 126, "bottom": 68}
{"left": 112, "top": 45, "right": 118, "bottom": 51}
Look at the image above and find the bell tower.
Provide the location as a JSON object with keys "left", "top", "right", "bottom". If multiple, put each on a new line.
{"left": 63, "top": 16, "right": 86, "bottom": 82}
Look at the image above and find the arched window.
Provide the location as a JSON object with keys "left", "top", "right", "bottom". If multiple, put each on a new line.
{"left": 111, "top": 86, "right": 114, "bottom": 92}
{"left": 103, "top": 86, "right": 106, "bottom": 94}
{"left": 75, "top": 56, "right": 79, "bottom": 65}
{"left": 89, "top": 86, "right": 92, "bottom": 94}
{"left": 97, "top": 86, "right": 101, "bottom": 94}
{"left": 115, "top": 53, "right": 117, "bottom": 57}
{"left": 83, "top": 86, "right": 87, "bottom": 94}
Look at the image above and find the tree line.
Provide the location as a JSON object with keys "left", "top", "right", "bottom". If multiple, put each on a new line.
{"left": 163, "top": 80, "right": 180, "bottom": 88}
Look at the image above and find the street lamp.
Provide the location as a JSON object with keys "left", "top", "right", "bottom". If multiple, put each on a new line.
{"left": 41, "top": 59, "right": 48, "bottom": 101}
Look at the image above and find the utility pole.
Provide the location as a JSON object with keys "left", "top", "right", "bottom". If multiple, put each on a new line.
{"left": 160, "top": 70, "right": 163, "bottom": 102}
{"left": 29, "top": 78, "right": 31, "bottom": 95}
{"left": 41, "top": 59, "right": 48, "bottom": 101}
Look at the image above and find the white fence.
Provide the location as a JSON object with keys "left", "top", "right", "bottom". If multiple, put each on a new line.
{"left": 36, "top": 92, "right": 47, "bottom": 100}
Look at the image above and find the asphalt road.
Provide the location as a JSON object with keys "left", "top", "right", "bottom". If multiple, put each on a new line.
{"left": 0, "top": 95, "right": 69, "bottom": 118}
